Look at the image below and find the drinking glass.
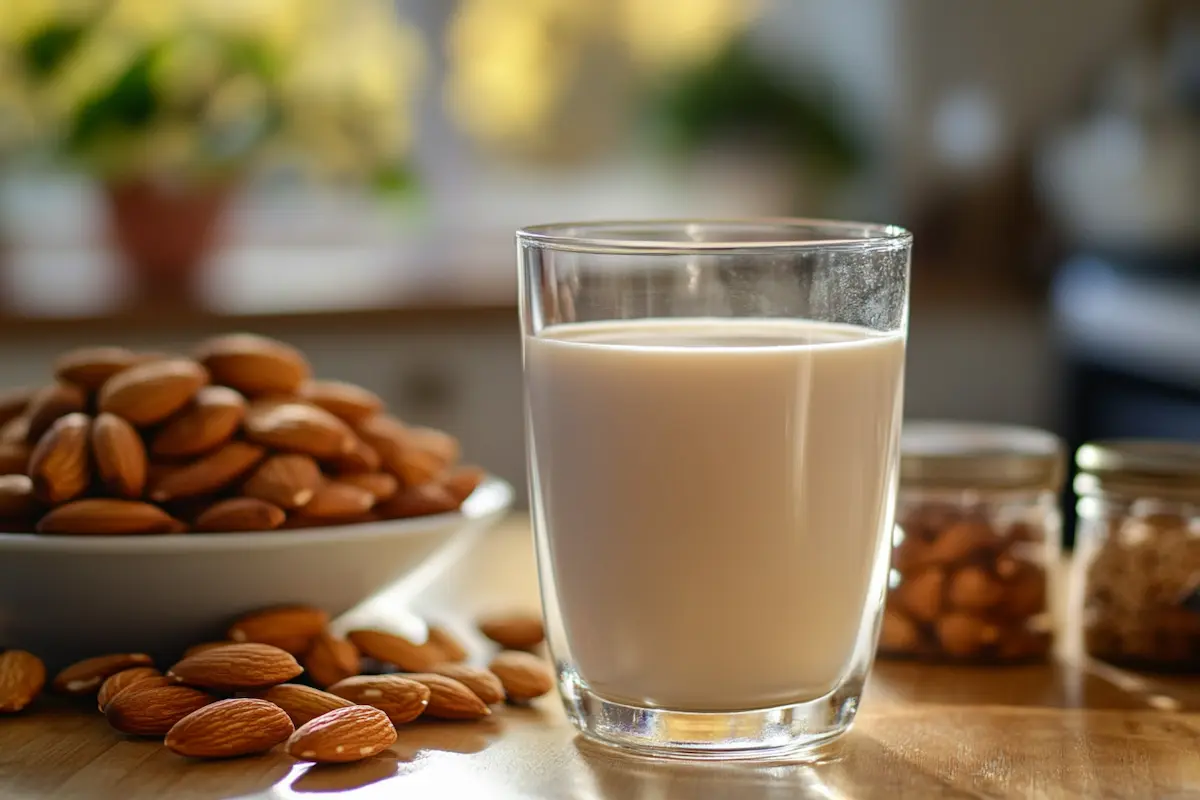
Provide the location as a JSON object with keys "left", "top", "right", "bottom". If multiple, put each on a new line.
{"left": 518, "top": 220, "right": 912, "bottom": 759}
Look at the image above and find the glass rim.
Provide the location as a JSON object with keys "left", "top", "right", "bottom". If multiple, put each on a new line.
{"left": 516, "top": 217, "right": 912, "bottom": 255}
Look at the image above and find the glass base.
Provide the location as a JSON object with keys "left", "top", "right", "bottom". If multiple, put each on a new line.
{"left": 558, "top": 667, "right": 861, "bottom": 761}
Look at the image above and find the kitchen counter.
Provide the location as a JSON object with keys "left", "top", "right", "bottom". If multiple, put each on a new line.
{"left": 2, "top": 517, "right": 1199, "bottom": 799}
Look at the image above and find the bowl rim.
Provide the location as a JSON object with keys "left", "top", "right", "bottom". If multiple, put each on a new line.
{"left": 0, "top": 476, "right": 513, "bottom": 553}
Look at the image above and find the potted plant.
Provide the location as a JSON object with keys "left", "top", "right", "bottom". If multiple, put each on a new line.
{"left": 0, "top": 0, "right": 423, "bottom": 295}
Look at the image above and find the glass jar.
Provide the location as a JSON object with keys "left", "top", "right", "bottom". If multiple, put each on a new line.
{"left": 1073, "top": 441, "right": 1200, "bottom": 671}
{"left": 879, "top": 422, "right": 1065, "bottom": 663}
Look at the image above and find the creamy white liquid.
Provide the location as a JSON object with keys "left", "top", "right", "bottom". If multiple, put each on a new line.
{"left": 526, "top": 319, "right": 905, "bottom": 711}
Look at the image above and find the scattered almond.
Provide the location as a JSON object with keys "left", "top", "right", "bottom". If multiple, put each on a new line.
{"left": 0, "top": 387, "right": 32, "bottom": 429}
{"left": 303, "top": 631, "right": 360, "bottom": 688}
{"left": 0, "top": 414, "right": 31, "bottom": 445}
{"left": 106, "top": 683, "right": 214, "bottom": 736}
{"left": 241, "top": 453, "right": 322, "bottom": 510}
{"left": 257, "top": 683, "right": 354, "bottom": 727}
{"left": 0, "top": 440, "right": 30, "bottom": 475}
{"left": 429, "top": 663, "right": 505, "bottom": 705}
{"left": 327, "top": 674, "right": 430, "bottom": 724}
{"left": 167, "top": 643, "right": 303, "bottom": 690}
{"left": 425, "top": 625, "right": 469, "bottom": 663}
{"left": 37, "top": 499, "right": 180, "bottom": 535}
{"left": 92, "top": 412, "right": 147, "bottom": 499}
{"left": 151, "top": 386, "right": 246, "bottom": 458}
{"left": 346, "top": 629, "right": 443, "bottom": 673}
{"left": 148, "top": 441, "right": 265, "bottom": 502}
{"left": 227, "top": 606, "right": 329, "bottom": 655}
{"left": 194, "top": 334, "right": 311, "bottom": 397}
{"left": 28, "top": 412, "right": 91, "bottom": 505}
{"left": 96, "top": 667, "right": 163, "bottom": 710}
{"left": 403, "top": 673, "right": 490, "bottom": 720}
{"left": 194, "top": 498, "right": 286, "bottom": 533}
{"left": 488, "top": 651, "right": 553, "bottom": 702}
{"left": 443, "top": 465, "right": 486, "bottom": 504}
{"left": 299, "top": 380, "right": 383, "bottom": 425}
{"left": 478, "top": 613, "right": 545, "bottom": 651}
{"left": 53, "top": 653, "right": 154, "bottom": 695}
{"left": 97, "top": 358, "right": 209, "bottom": 427}
{"left": 287, "top": 704, "right": 396, "bottom": 764}
{"left": 25, "top": 383, "right": 87, "bottom": 444}
{"left": 0, "top": 650, "right": 45, "bottom": 712}
{"left": 336, "top": 472, "right": 399, "bottom": 502}
{"left": 376, "top": 483, "right": 460, "bottom": 520}
{"left": 165, "top": 698, "right": 294, "bottom": 758}
{"left": 300, "top": 482, "right": 376, "bottom": 520}
{"left": 53, "top": 347, "right": 143, "bottom": 391}
{"left": 244, "top": 401, "right": 356, "bottom": 460}
{"left": 0, "top": 474, "right": 37, "bottom": 519}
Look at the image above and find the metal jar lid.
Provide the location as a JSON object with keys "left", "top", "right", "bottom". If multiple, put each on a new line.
{"left": 1074, "top": 440, "right": 1200, "bottom": 502}
{"left": 900, "top": 421, "right": 1066, "bottom": 491}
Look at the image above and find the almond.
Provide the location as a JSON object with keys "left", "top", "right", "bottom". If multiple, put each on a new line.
{"left": 336, "top": 472, "right": 399, "bottom": 502}
{"left": 148, "top": 441, "right": 265, "bottom": 502}
{"left": 425, "top": 625, "right": 469, "bottom": 663}
{"left": 53, "top": 653, "right": 154, "bottom": 695}
{"left": 241, "top": 454, "right": 322, "bottom": 510}
{"left": 183, "top": 641, "right": 236, "bottom": 658}
{"left": 299, "top": 380, "right": 384, "bottom": 425}
{"left": 346, "top": 629, "right": 443, "bottom": 673}
{"left": 97, "top": 358, "right": 209, "bottom": 427}
{"left": 443, "top": 465, "right": 486, "bottom": 504}
{"left": 0, "top": 414, "right": 30, "bottom": 445}
{"left": 376, "top": 483, "right": 460, "bottom": 520}
{"left": 478, "top": 613, "right": 545, "bottom": 651}
{"left": 328, "top": 437, "right": 382, "bottom": 474}
{"left": 327, "top": 674, "right": 430, "bottom": 724}
{"left": 355, "top": 415, "right": 410, "bottom": 479}
{"left": 195, "top": 334, "right": 311, "bottom": 397}
{"left": 166, "top": 698, "right": 294, "bottom": 758}
{"left": 300, "top": 482, "right": 376, "bottom": 521}
{"left": 0, "top": 650, "right": 45, "bottom": 712}
{"left": 395, "top": 427, "right": 460, "bottom": 486}
{"left": 227, "top": 606, "right": 329, "bottom": 655}
{"left": 28, "top": 412, "right": 91, "bottom": 505}
{"left": 403, "top": 673, "right": 490, "bottom": 720}
{"left": 303, "top": 631, "right": 360, "bottom": 688}
{"left": 91, "top": 412, "right": 147, "bottom": 498}
{"left": 53, "top": 347, "right": 143, "bottom": 391}
{"left": 194, "top": 498, "right": 285, "bottom": 533}
{"left": 105, "top": 682, "right": 214, "bottom": 736}
{"left": 488, "top": 651, "right": 553, "bottom": 702}
{"left": 25, "top": 383, "right": 87, "bottom": 444}
{"left": 0, "top": 387, "right": 32, "bottom": 429}
{"left": 0, "top": 475, "right": 37, "bottom": 519}
{"left": 287, "top": 704, "right": 396, "bottom": 763}
{"left": 167, "top": 643, "right": 302, "bottom": 689}
{"left": 151, "top": 386, "right": 246, "bottom": 458}
{"left": 258, "top": 683, "right": 354, "bottom": 727}
{"left": 96, "top": 667, "right": 163, "bottom": 710}
{"left": 428, "top": 663, "right": 504, "bottom": 705}
{"left": 0, "top": 441, "right": 30, "bottom": 474}
{"left": 244, "top": 401, "right": 356, "bottom": 460}
{"left": 37, "top": 499, "right": 179, "bottom": 535}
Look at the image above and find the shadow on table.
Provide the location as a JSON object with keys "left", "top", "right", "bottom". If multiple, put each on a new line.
{"left": 288, "top": 758, "right": 401, "bottom": 793}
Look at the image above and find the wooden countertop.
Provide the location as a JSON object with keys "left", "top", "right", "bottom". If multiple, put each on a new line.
{"left": 5, "top": 517, "right": 1194, "bottom": 800}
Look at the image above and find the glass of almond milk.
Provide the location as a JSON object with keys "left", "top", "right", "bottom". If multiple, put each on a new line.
{"left": 518, "top": 220, "right": 911, "bottom": 759}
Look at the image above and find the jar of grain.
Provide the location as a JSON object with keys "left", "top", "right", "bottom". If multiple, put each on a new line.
{"left": 879, "top": 422, "right": 1065, "bottom": 663}
{"left": 1073, "top": 441, "right": 1200, "bottom": 670}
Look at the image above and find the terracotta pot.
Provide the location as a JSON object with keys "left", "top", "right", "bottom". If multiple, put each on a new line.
{"left": 103, "top": 180, "right": 236, "bottom": 298}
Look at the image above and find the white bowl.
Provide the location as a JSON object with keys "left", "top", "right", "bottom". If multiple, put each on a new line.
{"left": 0, "top": 477, "right": 513, "bottom": 670}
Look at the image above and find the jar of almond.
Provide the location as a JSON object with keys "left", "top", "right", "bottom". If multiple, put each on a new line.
{"left": 1072, "top": 441, "right": 1200, "bottom": 671}
{"left": 879, "top": 422, "right": 1065, "bottom": 664}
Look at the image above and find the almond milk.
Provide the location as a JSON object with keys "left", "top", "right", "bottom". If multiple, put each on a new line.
{"left": 526, "top": 318, "right": 905, "bottom": 712}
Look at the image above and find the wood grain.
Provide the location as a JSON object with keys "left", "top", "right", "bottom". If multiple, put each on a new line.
{"left": 1, "top": 517, "right": 1198, "bottom": 799}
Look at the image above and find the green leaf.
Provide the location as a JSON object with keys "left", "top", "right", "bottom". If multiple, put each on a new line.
{"left": 23, "top": 24, "right": 85, "bottom": 76}
{"left": 67, "top": 48, "right": 160, "bottom": 151}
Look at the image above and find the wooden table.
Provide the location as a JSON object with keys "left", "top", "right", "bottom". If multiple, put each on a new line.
{"left": 4, "top": 517, "right": 1200, "bottom": 799}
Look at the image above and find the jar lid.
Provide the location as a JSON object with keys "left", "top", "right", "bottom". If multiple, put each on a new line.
{"left": 900, "top": 421, "right": 1066, "bottom": 491}
{"left": 1074, "top": 440, "right": 1200, "bottom": 502}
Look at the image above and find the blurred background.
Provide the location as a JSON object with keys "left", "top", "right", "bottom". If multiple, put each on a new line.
{"left": 0, "top": 0, "right": 1197, "bottom": 529}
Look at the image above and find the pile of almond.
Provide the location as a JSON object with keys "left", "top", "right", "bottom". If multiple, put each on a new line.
{"left": 0, "top": 606, "right": 552, "bottom": 762}
{"left": 0, "top": 334, "right": 484, "bottom": 534}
